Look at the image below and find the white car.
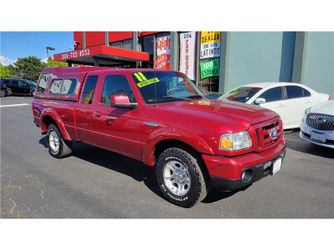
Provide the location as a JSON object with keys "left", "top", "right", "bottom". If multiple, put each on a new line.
{"left": 219, "top": 82, "right": 329, "bottom": 129}
{"left": 300, "top": 100, "right": 334, "bottom": 149}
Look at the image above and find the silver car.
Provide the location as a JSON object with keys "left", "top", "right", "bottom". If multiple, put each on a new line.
{"left": 300, "top": 100, "right": 334, "bottom": 149}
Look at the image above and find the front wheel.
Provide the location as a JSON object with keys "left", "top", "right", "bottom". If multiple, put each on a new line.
{"left": 47, "top": 124, "right": 72, "bottom": 158}
{"left": 156, "top": 147, "right": 209, "bottom": 208}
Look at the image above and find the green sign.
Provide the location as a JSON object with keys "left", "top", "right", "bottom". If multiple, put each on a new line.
{"left": 200, "top": 58, "right": 220, "bottom": 79}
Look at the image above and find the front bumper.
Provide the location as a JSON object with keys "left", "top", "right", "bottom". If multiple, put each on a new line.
{"left": 299, "top": 119, "right": 334, "bottom": 149}
{"left": 202, "top": 139, "right": 286, "bottom": 191}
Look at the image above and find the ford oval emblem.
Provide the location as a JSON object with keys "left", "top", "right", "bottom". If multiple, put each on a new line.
{"left": 270, "top": 128, "right": 278, "bottom": 139}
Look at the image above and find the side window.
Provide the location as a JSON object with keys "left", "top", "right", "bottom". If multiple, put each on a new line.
{"left": 286, "top": 86, "right": 304, "bottom": 99}
{"left": 12, "top": 80, "right": 19, "bottom": 86}
{"left": 49, "top": 79, "right": 77, "bottom": 95}
{"left": 101, "top": 75, "right": 136, "bottom": 105}
{"left": 81, "top": 75, "right": 98, "bottom": 104}
{"left": 37, "top": 73, "right": 50, "bottom": 93}
{"left": 19, "top": 80, "right": 27, "bottom": 87}
{"left": 259, "top": 87, "right": 283, "bottom": 102}
{"left": 302, "top": 88, "right": 311, "bottom": 97}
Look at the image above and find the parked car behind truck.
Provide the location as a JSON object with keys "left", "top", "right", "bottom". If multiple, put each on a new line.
{"left": 218, "top": 82, "right": 329, "bottom": 129}
{"left": 32, "top": 67, "right": 286, "bottom": 207}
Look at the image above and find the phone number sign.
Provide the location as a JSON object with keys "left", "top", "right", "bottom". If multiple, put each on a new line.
{"left": 61, "top": 49, "right": 90, "bottom": 60}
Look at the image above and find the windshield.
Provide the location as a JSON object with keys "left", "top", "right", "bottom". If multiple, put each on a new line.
{"left": 219, "top": 86, "right": 262, "bottom": 103}
{"left": 132, "top": 71, "right": 203, "bottom": 104}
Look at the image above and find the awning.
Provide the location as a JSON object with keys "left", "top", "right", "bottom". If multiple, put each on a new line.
{"left": 53, "top": 45, "right": 149, "bottom": 66}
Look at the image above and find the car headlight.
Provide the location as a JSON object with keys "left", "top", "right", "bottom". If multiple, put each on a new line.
{"left": 304, "top": 107, "right": 311, "bottom": 115}
{"left": 219, "top": 131, "right": 252, "bottom": 151}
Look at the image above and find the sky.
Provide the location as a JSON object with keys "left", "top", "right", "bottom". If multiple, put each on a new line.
{"left": 0, "top": 32, "right": 73, "bottom": 65}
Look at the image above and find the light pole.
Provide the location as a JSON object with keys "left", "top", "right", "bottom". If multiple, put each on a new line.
{"left": 46, "top": 46, "right": 55, "bottom": 58}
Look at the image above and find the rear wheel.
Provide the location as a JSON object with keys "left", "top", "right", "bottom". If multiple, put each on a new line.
{"left": 156, "top": 147, "right": 209, "bottom": 208}
{"left": 47, "top": 124, "right": 72, "bottom": 158}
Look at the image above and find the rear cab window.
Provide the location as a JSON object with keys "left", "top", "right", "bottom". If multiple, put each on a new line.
{"left": 36, "top": 73, "right": 50, "bottom": 94}
{"left": 49, "top": 79, "right": 77, "bottom": 95}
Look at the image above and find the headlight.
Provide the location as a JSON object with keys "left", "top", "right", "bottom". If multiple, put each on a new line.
{"left": 304, "top": 107, "right": 311, "bottom": 115}
{"left": 219, "top": 131, "right": 252, "bottom": 151}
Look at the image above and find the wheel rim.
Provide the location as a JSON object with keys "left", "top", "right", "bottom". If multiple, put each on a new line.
{"left": 163, "top": 160, "right": 191, "bottom": 196}
{"left": 49, "top": 130, "right": 60, "bottom": 153}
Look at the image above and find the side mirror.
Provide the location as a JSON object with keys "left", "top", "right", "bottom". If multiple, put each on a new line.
{"left": 111, "top": 95, "right": 137, "bottom": 108}
{"left": 254, "top": 98, "right": 266, "bottom": 105}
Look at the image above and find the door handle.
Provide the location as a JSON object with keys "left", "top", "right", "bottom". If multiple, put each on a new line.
{"left": 94, "top": 111, "right": 102, "bottom": 117}
{"left": 107, "top": 119, "right": 113, "bottom": 125}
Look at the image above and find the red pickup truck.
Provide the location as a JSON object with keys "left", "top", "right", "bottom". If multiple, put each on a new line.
{"left": 32, "top": 67, "right": 286, "bottom": 207}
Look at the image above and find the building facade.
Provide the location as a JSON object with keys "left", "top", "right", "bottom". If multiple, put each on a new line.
{"left": 54, "top": 32, "right": 334, "bottom": 97}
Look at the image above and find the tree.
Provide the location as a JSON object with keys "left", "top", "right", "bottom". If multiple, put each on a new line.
{"left": 46, "top": 57, "right": 67, "bottom": 67}
{"left": 0, "top": 64, "right": 12, "bottom": 78}
{"left": 10, "top": 56, "right": 45, "bottom": 81}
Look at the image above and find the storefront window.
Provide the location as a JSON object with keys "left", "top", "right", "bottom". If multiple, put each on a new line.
{"left": 123, "top": 39, "right": 133, "bottom": 50}
{"left": 142, "top": 35, "right": 154, "bottom": 68}
{"left": 110, "top": 41, "right": 122, "bottom": 48}
{"left": 199, "top": 32, "right": 221, "bottom": 92}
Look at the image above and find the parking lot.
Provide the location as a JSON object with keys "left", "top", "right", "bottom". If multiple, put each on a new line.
{"left": 1, "top": 96, "right": 333, "bottom": 218}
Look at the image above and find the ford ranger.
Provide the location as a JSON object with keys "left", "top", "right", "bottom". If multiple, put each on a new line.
{"left": 32, "top": 67, "right": 286, "bottom": 207}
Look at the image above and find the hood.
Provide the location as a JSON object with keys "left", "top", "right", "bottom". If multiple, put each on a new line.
{"left": 155, "top": 99, "right": 278, "bottom": 130}
{"left": 310, "top": 100, "right": 334, "bottom": 115}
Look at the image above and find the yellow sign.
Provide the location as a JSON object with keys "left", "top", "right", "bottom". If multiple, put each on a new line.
{"left": 200, "top": 32, "right": 221, "bottom": 44}
{"left": 134, "top": 72, "right": 160, "bottom": 88}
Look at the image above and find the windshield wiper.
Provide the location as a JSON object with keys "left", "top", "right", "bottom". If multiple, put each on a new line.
{"left": 156, "top": 96, "right": 192, "bottom": 102}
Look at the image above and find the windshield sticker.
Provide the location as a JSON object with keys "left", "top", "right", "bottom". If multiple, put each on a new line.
{"left": 134, "top": 72, "right": 160, "bottom": 88}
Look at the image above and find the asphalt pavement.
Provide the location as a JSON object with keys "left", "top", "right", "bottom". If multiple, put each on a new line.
{"left": 1, "top": 96, "right": 333, "bottom": 218}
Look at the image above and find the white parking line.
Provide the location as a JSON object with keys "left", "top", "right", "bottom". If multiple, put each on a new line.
{"left": 0, "top": 103, "right": 30, "bottom": 108}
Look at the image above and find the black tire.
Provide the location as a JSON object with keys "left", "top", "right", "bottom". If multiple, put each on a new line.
{"left": 47, "top": 124, "right": 72, "bottom": 158}
{"left": 6, "top": 87, "right": 12, "bottom": 96}
{"left": 155, "top": 147, "right": 209, "bottom": 208}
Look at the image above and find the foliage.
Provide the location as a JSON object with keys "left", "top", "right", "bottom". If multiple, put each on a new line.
{"left": 0, "top": 64, "right": 12, "bottom": 78}
{"left": 46, "top": 57, "right": 67, "bottom": 67}
{"left": 10, "top": 56, "right": 45, "bottom": 81}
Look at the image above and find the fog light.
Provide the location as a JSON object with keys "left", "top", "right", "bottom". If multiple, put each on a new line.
{"left": 241, "top": 169, "right": 254, "bottom": 183}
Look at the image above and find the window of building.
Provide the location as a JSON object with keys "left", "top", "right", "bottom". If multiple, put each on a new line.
{"left": 110, "top": 41, "right": 122, "bottom": 48}
{"left": 286, "top": 86, "right": 304, "bottom": 99}
{"left": 81, "top": 76, "right": 98, "bottom": 104}
{"left": 142, "top": 35, "right": 154, "bottom": 68}
{"left": 259, "top": 87, "right": 283, "bottom": 102}
{"left": 101, "top": 75, "right": 136, "bottom": 105}
{"left": 123, "top": 39, "right": 133, "bottom": 50}
{"left": 49, "top": 79, "right": 77, "bottom": 95}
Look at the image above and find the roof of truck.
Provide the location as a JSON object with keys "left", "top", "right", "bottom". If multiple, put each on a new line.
{"left": 43, "top": 67, "right": 178, "bottom": 74}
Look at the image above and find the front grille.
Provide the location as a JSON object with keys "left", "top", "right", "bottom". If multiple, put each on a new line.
{"left": 306, "top": 113, "right": 334, "bottom": 131}
{"left": 255, "top": 119, "right": 282, "bottom": 151}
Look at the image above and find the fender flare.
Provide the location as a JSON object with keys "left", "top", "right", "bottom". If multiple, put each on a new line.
{"left": 143, "top": 126, "right": 214, "bottom": 166}
{"left": 40, "top": 108, "right": 71, "bottom": 141}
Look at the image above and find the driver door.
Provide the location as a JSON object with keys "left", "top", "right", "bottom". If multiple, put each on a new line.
{"left": 90, "top": 73, "right": 144, "bottom": 160}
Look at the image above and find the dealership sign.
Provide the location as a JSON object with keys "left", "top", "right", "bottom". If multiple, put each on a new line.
{"left": 200, "top": 58, "right": 220, "bottom": 79}
{"left": 155, "top": 35, "right": 170, "bottom": 69}
{"left": 179, "top": 32, "right": 196, "bottom": 80}
{"left": 200, "top": 32, "right": 221, "bottom": 59}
